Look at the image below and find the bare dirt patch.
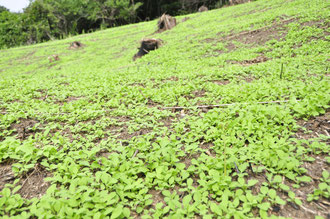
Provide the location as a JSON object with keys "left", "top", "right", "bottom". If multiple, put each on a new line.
{"left": 118, "top": 128, "right": 152, "bottom": 141}
{"left": 96, "top": 149, "right": 115, "bottom": 158}
{"left": 192, "top": 90, "right": 206, "bottom": 98}
{"left": 130, "top": 82, "right": 145, "bottom": 87}
{"left": 0, "top": 107, "right": 6, "bottom": 115}
{"left": 158, "top": 116, "right": 176, "bottom": 129}
{"left": 200, "top": 142, "right": 216, "bottom": 157}
{"left": 269, "top": 112, "right": 330, "bottom": 218}
{"left": 295, "top": 112, "right": 330, "bottom": 140}
{"left": 55, "top": 96, "right": 83, "bottom": 105}
{"left": 275, "top": 155, "right": 330, "bottom": 218}
{"left": 239, "top": 76, "right": 255, "bottom": 83}
{"left": 211, "top": 79, "right": 230, "bottom": 85}
{"left": 10, "top": 118, "right": 40, "bottom": 140}
{"left": 163, "top": 76, "right": 179, "bottom": 82}
{"left": 0, "top": 162, "right": 51, "bottom": 199}
{"left": 148, "top": 188, "right": 166, "bottom": 209}
{"left": 207, "top": 17, "right": 298, "bottom": 55}
{"left": 227, "top": 56, "right": 269, "bottom": 66}
{"left": 226, "top": 18, "right": 296, "bottom": 45}
{"left": 0, "top": 162, "right": 15, "bottom": 192}
{"left": 69, "top": 41, "right": 84, "bottom": 49}
{"left": 18, "top": 164, "right": 51, "bottom": 199}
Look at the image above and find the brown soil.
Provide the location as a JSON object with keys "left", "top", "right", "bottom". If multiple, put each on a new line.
{"left": 200, "top": 142, "right": 216, "bottom": 157}
{"left": 225, "top": 18, "right": 296, "bottom": 45}
{"left": 239, "top": 76, "right": 255, "bottom": 83}
{"left": 163, "top": 76, "right": 179, "bottom": 82}
{"left": 96, "top": 149, "right": 115, "bottom": 158}
{"left": 158, "top": 116, "right": 175, "bottom": 129}
{"left": 273, "top": 113, "right": 330, "bottom": 218}
{"left": 10, "top": 118, "right": 40, "bottom": 140}
{"left": 130, "top": 82, "right": 145, "bottom": 87}
{"left": 148, "top": 188, "right": 166, "bottom": 210}
{"left": 0, "top": 162, "right": 15, "bottom": 192}
{"left": 295, "top": 112, "right": 330, "bottom": 140}
{"left": 0, "top": 162, "right": 51, "bottom": 199}
{"left": 118, "top": 128, "right": 151, "bottom": 141}
{"left": 105, "top": 116, "right": 151, "bottom": 142}
{"left": 228, "top": 56, "right": 269, "bottom": 66}
{"left": 192, "top": 90, "right": 206, "bottom": 98}
{"left": 69, "top": 41, "right": 84, "bottom": 49}
{"left": 276, "top": 154, "right": 330, "bottom": 218}
{"left": 0, "top": 108, "right": 6, "bottom": 115}
{"left": 207, "top": 17, "right": 298, "bottom": 55}
{"left": 211, "top": 79, "right": 230, "bottom": 85}
{"left": 55, "top": 96, "right": 83, "bottom": 105}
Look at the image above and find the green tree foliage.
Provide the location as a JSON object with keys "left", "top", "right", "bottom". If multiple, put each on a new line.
{"left": 135, "top": 0, "right": 231, "bottom": 20}
{"left": 0, "top": 0, "right": 232, "bottom": 49}
{"left": 0, "top": 11, "right": 27, "bottom": 49}
{"left": 0, "top": 5, "right": 9, "bottom": 13}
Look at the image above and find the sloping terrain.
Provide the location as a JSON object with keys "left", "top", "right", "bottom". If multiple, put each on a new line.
{"left": 0, "top": 0, "right": 329, "bottom": 218}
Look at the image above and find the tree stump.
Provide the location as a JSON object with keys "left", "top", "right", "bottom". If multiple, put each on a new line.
{"left": 198, "top": 6, "right": 208, "bottom": 12}
{"left": 157, "top": 14, "right": 176, "bottom": 33}
{"left": 133, "top": 39, "right": 162, "bottom": 61}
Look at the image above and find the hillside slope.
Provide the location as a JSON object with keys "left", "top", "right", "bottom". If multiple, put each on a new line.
{"left": 0, "top": 0, "right": 329, "bottom": 218}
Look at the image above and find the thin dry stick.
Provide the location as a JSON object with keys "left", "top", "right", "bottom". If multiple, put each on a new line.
{"left": 162, "top": 100, "right": 299, "bottom": 110}
{"left": 299, "top": 204, "right": 317, "bottom": 215}
{"left": 138, "top": 89, "right": 147, "bottom": 100}
{"left": 131, "top": 149, "right": 139, "bottom": 159}
{"left": 19, "top": 168, "right": 37, "bottom": 193}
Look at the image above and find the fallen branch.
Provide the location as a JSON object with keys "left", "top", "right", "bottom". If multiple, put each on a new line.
{"left": 162, "top": 100, "right": 300, "bottom": 110}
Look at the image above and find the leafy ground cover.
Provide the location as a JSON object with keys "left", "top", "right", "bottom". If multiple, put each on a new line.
{"left": 0, "top": 0, "right": 329, "bottom": 218}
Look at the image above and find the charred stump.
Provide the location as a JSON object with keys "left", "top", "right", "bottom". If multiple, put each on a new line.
{"left": 133, "top": 39, "right": 162, "bottom": 61}
{"left": 157, "top": 14, "right": 176, "bottom": 33}
{"left": 198, "top": 6, "right": 208, "bottom": 12}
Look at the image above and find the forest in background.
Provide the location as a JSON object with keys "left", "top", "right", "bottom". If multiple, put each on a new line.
{"left": 0, "top": 0, "right": 237, "bottom": 49}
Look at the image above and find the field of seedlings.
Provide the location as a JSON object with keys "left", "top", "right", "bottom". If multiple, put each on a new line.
{"left": 0, "top": 0, "right": 329, "bottom": 218}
